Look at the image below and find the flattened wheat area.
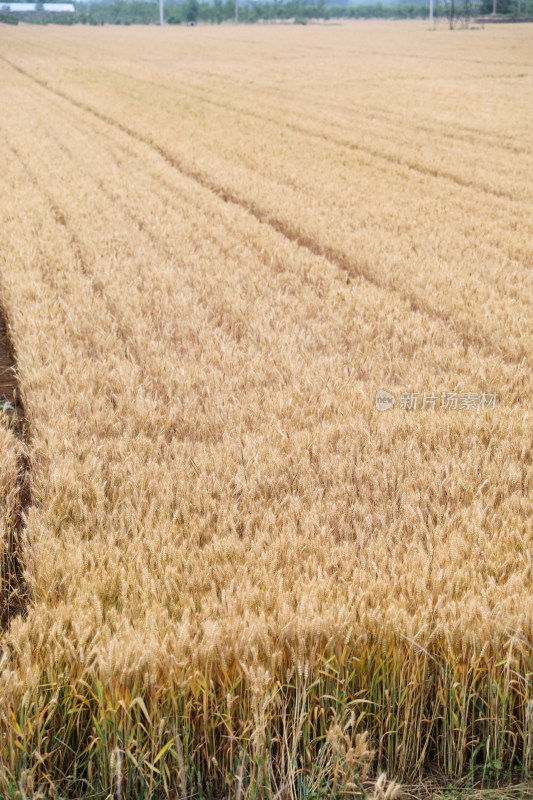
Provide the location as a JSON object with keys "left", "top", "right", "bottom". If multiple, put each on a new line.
{"left": 1, "top": 18, "right": 533, "bottom": 800}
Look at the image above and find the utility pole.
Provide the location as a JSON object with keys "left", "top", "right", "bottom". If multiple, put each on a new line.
{"left": 159, "top": 0, "right": 163, "bottom": 25}
{"left": 235, "top": 0, "right": 238, "bottom": 23}
{"left": 429, "top": 0, "right": 433, "bottom": 25}
{"left": 492, "top": 0, "right": 496, "bottom": 12}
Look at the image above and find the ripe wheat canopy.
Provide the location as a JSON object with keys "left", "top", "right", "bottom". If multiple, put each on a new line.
{"left": 0, "top": 19, "right": 532, "bottom": 790}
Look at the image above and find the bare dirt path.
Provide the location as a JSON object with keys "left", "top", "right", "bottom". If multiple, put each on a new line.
{"left": 0, "top": 305, "right": 30, "bottom": 629}
{"left": 0, "top": 310, "right": 22, "bottom": 413}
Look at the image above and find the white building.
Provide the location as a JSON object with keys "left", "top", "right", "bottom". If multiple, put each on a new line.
{"left": 1, "top": 3, "right": 75, "bottom": 11}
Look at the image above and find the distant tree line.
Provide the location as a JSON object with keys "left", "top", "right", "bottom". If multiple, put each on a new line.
{"left": 2, "top": 0, "right": 531, "bottom": 25}
{"left": 76, "top": 0, "right": 434, "bottom": 24}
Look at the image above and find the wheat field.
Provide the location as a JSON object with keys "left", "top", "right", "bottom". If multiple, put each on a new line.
{"left": 0, "top": 19, "right": 533, "bottom": 799}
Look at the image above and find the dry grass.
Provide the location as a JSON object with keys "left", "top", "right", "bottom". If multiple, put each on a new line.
{"left": 0, "top": 19, "right": 532, "bottom": 799}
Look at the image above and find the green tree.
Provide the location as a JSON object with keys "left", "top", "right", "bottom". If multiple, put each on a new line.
{"left": 184, "top": 0, "right": 199, "bottom": 21}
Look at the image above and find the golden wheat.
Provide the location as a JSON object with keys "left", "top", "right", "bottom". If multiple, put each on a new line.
{"left": 0, "top": 19, "right": 532, "bottom": 798}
